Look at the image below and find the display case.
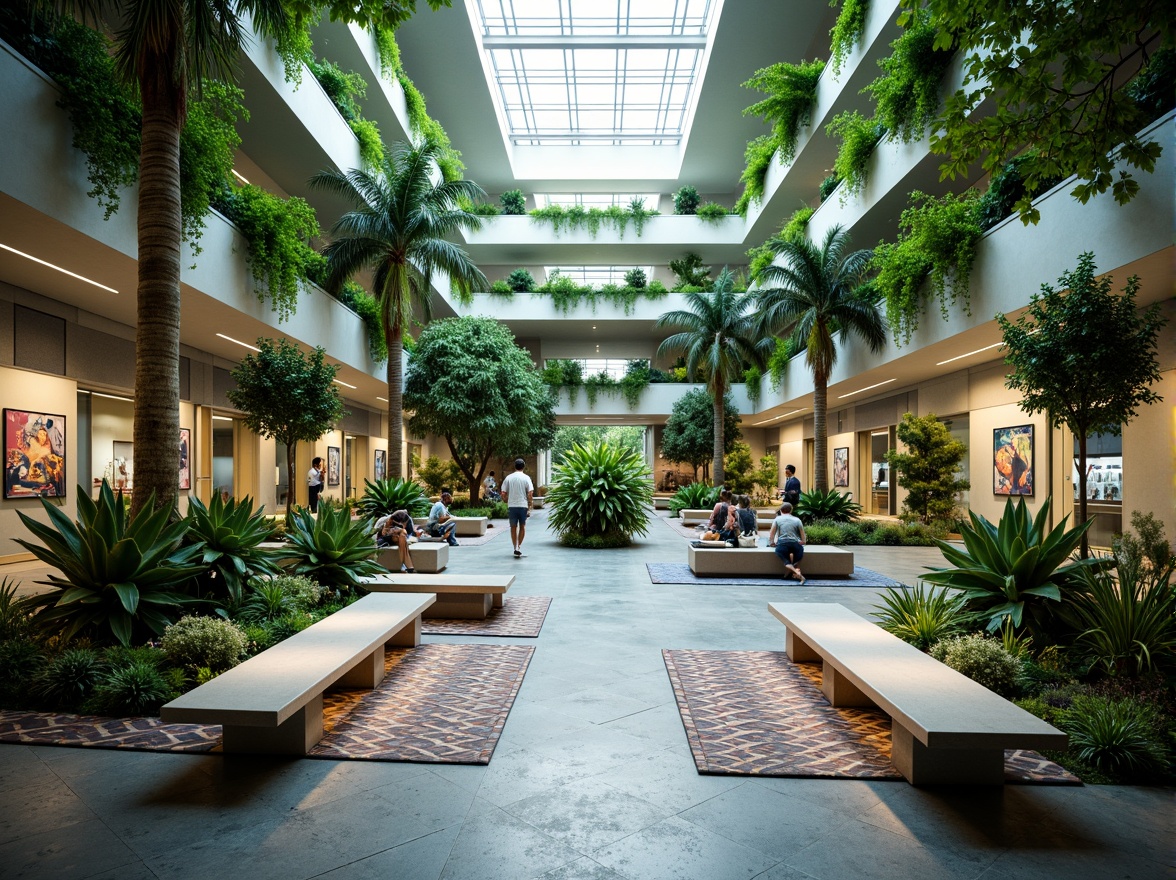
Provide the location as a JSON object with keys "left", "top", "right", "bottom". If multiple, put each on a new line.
{"left": 1074, "top": 457, "right": 1122, "bottom": 503}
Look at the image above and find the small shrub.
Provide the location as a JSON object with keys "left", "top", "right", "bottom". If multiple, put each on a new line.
{"left": 695, "top": 202, "right": 730, "bottom": 222}
{"left": 819, "top": 173, "right": 842, "bottom": 202}
{"left": 239, "top": 581, "right": 296, "bottom": 622}
{"left": 507, "top": 268, "right": 535, "bottom": 292}
{"left": 673, "top": 185, "right": 700, "bottom": 214}
{"left": 32, "top": 647, "right": 104, "bottom": 711}
{"left": 1064, "top": 696, "right": 1169, "bottom": 780}
{"left": 873, "top": 584, "right": 967, "bottom": 651}
{"left": 103, "top": 645, "right": 165, "bottom": 670}
{"left": 623, "top": 267, "right": 647, "bottom": 289}
{"left": 802, "top": 522, "right": 841, "bottom": 545}
{"left": 239, "top": 623, "right": 275, "bottom": 656}
{"left": 794, "top": 489, "right": 861, "bottom": 523}
{"left": 558, "top": 532, "right": 633, "bottom": 549}
{"left": 270, "top": 575, "right": 323, "bottom": 611}
{"left": 500, "top": 189, "right": 526, "bottom": 214}
{"left": 489, "top": 280, "right": 512, "bottom": 295}
{"left": 930, "top": 634, "right": 1021, "bottom": 697}
{"left": 160, "top": 616, "right": 247, "bottom": 671}
{"left": 85, "top": 660, "right": 175, "bottom": 716}
{"left": 265, "top": 612, "right": 316, "bottom": 643}
{"left": 0, "top": 638, "right": 47, "bottom": 709}
{"left": 0, "top": 577, "right": 32, "bottom": 641}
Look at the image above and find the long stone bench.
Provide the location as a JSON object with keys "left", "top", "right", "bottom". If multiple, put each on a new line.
{"left": 413, "top": 516, "right": 488, "bottom": 537}
{"left": 160, "top": 593, "right": 435, "bottom": 754}
{"left": 360, "top": 573, "right": 515, "bottom": 619}
{"left": 768, "top": 602, "right": 1067, "bottom": 784}
{"left": 687, "top": 544, "right": 854, "bottom": 577}
{"left": 679, "top": 508, "right": 780, "bottom": 528}
{"left": 377, "top": 542, "right": 447, "bottom": 573}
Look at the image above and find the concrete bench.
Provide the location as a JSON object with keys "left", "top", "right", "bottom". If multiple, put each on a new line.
{"left": 360, "top": 573, "right": 515, "bottom": 619}
{"left": 160, "top": 593, "right": 435, "bottom": 754}
{"left": 768, "top": 602, "right": 1067, "bottom": 784}
{"left": 653, "top": 496, "right": 672, "bottom": 510}
{"left": 377, "top": 542, "right": 448, "bottom": 573}
{"left": 413, "top": 516, "right": 488, "bottom": 537}
{"left": 680, "top": 508, "right": 779, "bottom": 527}
{"left": 687, "top": 544, "right": 854, "bottom": 577}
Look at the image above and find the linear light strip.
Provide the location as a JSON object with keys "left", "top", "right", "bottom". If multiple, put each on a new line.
{"left": 216, "top": 333, "right": 260, "bottom": 352}
{"left": 0, "top": 243, "right": 118, "bottom": 294}
{"left": 753, "top": 408, "right": 803, "bottom": 426}
{"left": 333, "top": 379, "right": 357, "bottom": 390}
{"left": 936, "top": 342, "right": 1003, "bottom": 366}
{"left": 837, "top": 378, "right": 897, "bottom": 399}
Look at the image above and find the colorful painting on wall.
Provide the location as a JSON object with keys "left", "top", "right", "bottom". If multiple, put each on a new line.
{"left": 993, "top": 425, "right": 1034, "bottom": 496}
{"left": 374, "top": 448, "right": 386, "bottom": 482}
{"left": 833, "top": 447, "right": 849, "bottom": 488}
{"left": 327, "top": 446, "right": 341, "bottom": 487}
{"left": 4, "top": 409, "right": 66, "bottom": 499}
{"left": 179, "top": 428, "right": 191, "bottom": 490}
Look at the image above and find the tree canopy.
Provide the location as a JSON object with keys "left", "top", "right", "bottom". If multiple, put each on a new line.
{"left": 552, "top": 425, "right": 644, "bottom": 464}
{"left": 404, "top": 316, "right": 555, "bottom": 501}
{"left": 885, "top": 412, "right": 970, "bottom": 524}
{"left": 661, "top": 388, "right": 741, "bottom": 483}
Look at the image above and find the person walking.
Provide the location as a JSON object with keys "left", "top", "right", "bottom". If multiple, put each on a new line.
{"left": 427, "top": 489, "right": 459, "bottom": 546}
{"left": 768, "top": 501, "right": 807, "bottom": 584}
{"left": 307, "top": 456, "right": 324, "bottom": 513}
{"left": 500, "top": 457, "right": 534, "bottom": 558}
{"left": 782, "top": 464, "right": 802, "bottom": 507}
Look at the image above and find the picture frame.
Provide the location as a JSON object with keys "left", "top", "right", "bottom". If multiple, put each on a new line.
{"left": 374, "top": 448, "right": 386, "bottom": 482}
{"left": 832, "top": 447, "right": 849, "bottom": 488}
{"left": 179, "top": 428, "right": 191, "bottom": 490}
{"left": 4, "top": 409, "right": 66, "bottom": 499}
{"left": 993, "top": 424, "right": 1034, "bottom": 496}
{"left": 327, "top": 445, "right": 341, "bottom": 487}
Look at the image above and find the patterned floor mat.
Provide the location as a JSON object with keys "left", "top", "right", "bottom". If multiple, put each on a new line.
{"left": 422, "top": 596, "right": 552, "bottom": 637}
{"left": 663, "top": 649, "right": 1080, "bottom": 785}
{"left": 0, "top": 644, "right": 533, "bottom": 763}
{"left": 647, "top": 562, "right": 903, "bottom": 588}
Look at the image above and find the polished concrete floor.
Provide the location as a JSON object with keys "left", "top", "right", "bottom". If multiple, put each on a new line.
{"left": 1, "top": 512, "right": 1172, "bottom": 880}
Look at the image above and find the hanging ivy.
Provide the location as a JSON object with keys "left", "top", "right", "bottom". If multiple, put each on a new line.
{"left": 827, "top": 111, "right": 887, "bottom": 200}
{"left": 734, "top": 134, "right": 780, "bottom": 215}
{"left": 766, "top": 337, "right": 799, "bottom": 389}
{"left": 866, "top": 11, "right": 954, "bottom": 143}
{"left": 743, "top": 366, "right": 763, "bottom": 409}
{"left": 307, "top": 58, "right": 385, "bottom": 166}
{"left": 742, "top": 58, "right": 826, "bottom": 165}
{"left": 179, "top": 81, "right": 247, "bottom": 251}
{"left": 829, "top": 0, "right": 871, "bottom": 76}
{"left": 528, "top": 201, "right": 660, "bottom": 239}
{"left": 780, "top": 205, "right": 815, "bottom": 242}
{"left": 333, "top": 281, "right": 388, "bottom": 363}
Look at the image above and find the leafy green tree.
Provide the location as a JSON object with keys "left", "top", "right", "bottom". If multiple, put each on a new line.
{"left": 668, "top": 252, "right": 712, "bottom": 291}
{"left": 552, "top": 426, "right": 643, "bottom": 464}
{"left": 656, "top": 269, "right": 761, "bottom": 485}
{"left": 756, "top": 225, "right": 886, "bottom": 492}
{"left": 723, "top": 442, "right": 755, "bottom": 495}
{"left": 312, "top": 141, "right": 488, "bottom": 480}
{"left": 884, "top": 412, "right": 970, "bottom": 524}
{"left": 998, "top": 253, "right": 1166, "bottom": 557}
{"left": 661, "top": 389, "right": 742, "bottom": 483}
{"left": 404, "top": 317, "right": 556, "bottom": 502}
{"left": 226, "top": 338, "right": 346, "bottom": 519}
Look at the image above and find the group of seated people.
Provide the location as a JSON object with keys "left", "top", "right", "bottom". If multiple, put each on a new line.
{"left": 704, "top": 488, "right": 808, "bottom": 584}
{"left": 373, "top": 488, "right": 460, "bottom": 573}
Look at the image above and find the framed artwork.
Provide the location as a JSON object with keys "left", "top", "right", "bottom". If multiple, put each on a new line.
{"left": 327, "top": 445, "right": 341, "bottom": 486}
{"left": 179, "top": 428, "right": 191, "bottom": 490}
{"left": 833, "top": 447, "right": 849, "bottom": 488}
{"left": 993, "top": 425, "right": 1034, "bottom": 496}
{"left": 374, "top": 448, "right": 386, "bottom": 482}
{"left": 4, "top": 409, "right": 66, "bottom": 499}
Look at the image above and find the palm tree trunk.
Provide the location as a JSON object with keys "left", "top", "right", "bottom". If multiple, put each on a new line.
{"left": 130, "top": 77, "right": 182, "bottom": 518}
{"left": 813, "top": 373, "right": 828, "bottom": 493}
{"left": 386, "top": 317, "right": 403, "bottom": 478}
{"left": 712, "top": 381, "right": 725, "bottom": 486}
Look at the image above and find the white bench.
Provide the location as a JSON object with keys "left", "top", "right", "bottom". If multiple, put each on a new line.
{"left": 360, "top": 573, "right": 514, "bottom": 619}
{"left": 377, "top": 543, "right": 448, "bottom": 573}
{"left": 160, "top": 593, "right": 435, "bottom": 754}
{"left": 688, "top": 544, "right": 854, "bottom": 577}
{"left": 679, "top": 508, "right": 781, "bottom": 527}
{"left": 414, "top": 516, "right": 488, "bottom": 537}
{"left": 768, "top": 602, "right": 1067, "bottom": 784}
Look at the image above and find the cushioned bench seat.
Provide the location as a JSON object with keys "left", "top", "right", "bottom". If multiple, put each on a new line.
{"left": 768, "top": 602, "right": 1067, "bottom": 784}
{"left": 687, "top": 544, "right": 854, "bottom": 577}
{"left": 360, "top": 573, "right": 514, "bottom": 619}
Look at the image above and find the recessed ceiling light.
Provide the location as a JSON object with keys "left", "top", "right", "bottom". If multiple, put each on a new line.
{"left": 838, "top": 378, "right": 896, "bottom": 399}
{"left": 0, "top": 242, "right": 118, "bottom": 294}
{"left": 333, "top": 379, "right": 357, "bottom": 389}
{"left": 216, "top": 333, "right": 260, "bottom": 352}
{"left": 936, "top": 342, "right": 1003, "bottom": 366}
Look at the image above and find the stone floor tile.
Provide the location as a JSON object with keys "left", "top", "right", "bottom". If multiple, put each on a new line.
{"left": 436, "top": 805, "right": 583, "bottom": 880}
{"left": 0, "top": 816, "right": 139, "bottom": 880}
{"left": 315, "top": 825, "right": 460, "bottom": 880}
{"left": 589, "top": 814, "right": 779, "bottom": 880}
{"left": 0, "top": 777, "right": 96, "bottom": 846}
{"left": 589, "top": 747, "right": 745, "bottom": 813}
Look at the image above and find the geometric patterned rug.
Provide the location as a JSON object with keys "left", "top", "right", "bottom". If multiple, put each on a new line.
{"left": 422, "top": 596, "right": 552, "bottom": 637}
{"left": 0, "top": 643, "right": 533, "bottom": 764}
{"left": 647, "top": 563, "right": 903, "bottom": 588}
{"left": 662, "top": 649, "right": 1081, "bottom": 785}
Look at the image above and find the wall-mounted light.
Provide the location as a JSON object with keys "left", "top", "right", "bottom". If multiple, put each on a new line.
{"left": 0, "top": 243, "right": 118, "bottom": 294}
{"left": 216, "top": 333, "right": 260, "bottom": 352}
{"left": 838, "top": 378, "right": 896, "bottom": 399}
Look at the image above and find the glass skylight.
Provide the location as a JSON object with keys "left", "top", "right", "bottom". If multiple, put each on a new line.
{"left": 471, "top": 0, "right": 718, "bottom": 146}
{"left": 546, "top": 266, "right": 653, "bottom": 287}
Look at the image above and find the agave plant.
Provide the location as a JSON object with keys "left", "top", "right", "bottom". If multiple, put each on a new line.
{"left": 921, "top": 497, "right": 1107, "bottom": 641}
{"left": 15, "top": 482, "right": 205, "bottom": 646}
{"left": 794, "top": 488, "right": 862, "bottom": 523}
{"left": 872, "top": 584, "right": 968, "bottom": 651}
{"left": 276, "top": 506, "right": 384, "bottom": 591}
{"left": 547, "top": 442, "right": 653, "bottom": 545}
{"left": 669, "top": 483, "right": 719, "bottom": 516}
{"left": 356, "top": 477, "right": 431, "bottom": 520}
{"left": 183, "top": 494, "right": 279, "bottom": 605}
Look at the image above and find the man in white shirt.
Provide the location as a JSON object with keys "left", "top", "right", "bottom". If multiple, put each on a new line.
{"left": 500, "top": 458, "right": 534, "bottom": 558}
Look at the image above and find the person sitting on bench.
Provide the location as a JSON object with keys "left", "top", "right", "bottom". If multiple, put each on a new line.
{"left": 768, "top": 501, "right": 807, "bottom": 584}
{"left": 426, "top": 490, "right": 459, "bottom": 546}
{"left": 375, "top": 509, "right": 421, "bottom": 572}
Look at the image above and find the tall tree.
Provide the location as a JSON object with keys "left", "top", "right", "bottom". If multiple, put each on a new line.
{"left": 226, "top": 338, "right": 346, "bottom": 518}
{"left": 312, "top": 141, "right": 487, "bottom": 479}
{"left": 403, "top": 316, "right": 555, "bottom": 502}
{"left": 655, "top": 269, "right": 761, "bottom": 486}
{"left": 884, "top": 412, "right": 970, "bottom": 524}
{"left": 660, "top": 389, "right": 742, "bottom": 483}
{"left": 756, "top": 225, "right": 886, "bottom": 492}
{"left": 998, "top": 252, "right": 1166, "bottom": 557}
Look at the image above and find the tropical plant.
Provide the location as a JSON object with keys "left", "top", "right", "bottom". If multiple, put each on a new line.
{"left": 500, "top": 188, "right": 526, "bottom": 214}
{"left": 264, "top": 574, "right": 324, "bottom": 611}
{"left": 656, "top": 270, "right": 762, "bottom": 485}
{"left": 238, "top": 580, "right": 297, "bottom": 622}
{"left": 661, "top": 389, "right": 742, "bottom": 483}
{"left": 669, "top": 483, "right": 720, "bottom": 515}
{"left": 546, "top": 442, "right": 653, "bottom": 546}
{"left": 779, "top": 206, "right": 815, "bottom": 245}
{"left": 673, "top": 185, "right": 700, "bottom": 214}
{"left": 695, "top": 202, "right": 730, "bottom": 222}
{"left": 15, "top": 482, "right": 205, "bottom": 646}
{"left": 921, "top": 497, "right": 1108, "bottom": 640}
{"left": 0, "top": 639, "right": 46, "bottom": 709}
{"left": 32, "top": 647, "right": 105, "bottom": 711}
{"left": 819, "top": 173, "right": 842, "bottom": 202}
{"left": 826, "top": 111, "right": 886, "bottom": 200}
{"left": 742, "top": 58, "right": 825, "bottom": 164}
{"left": 624, "top": 267, "right": 647, "bottom": 289}
{"left": 829, "top": 0, "right": 871, "bottom": 75}
{"left": 873, "top": 584, "right": 967, "bottom": 651}
{"left": 357, "top": 477, "right": 431, "bottom": 520}
{"left": 866, "top": 11, "right": 954, "bottom": 143}
{"left": 1063, "top": 696, "right": 1169, "bottom": 779}
{"left": 415, "top": 456, "right": 466, "bottom": 497}
{"left": 755, "top": 225, "right": 886, "bottom": 491}
{"left": 794, "top": 489, "right": 863, "bottom": 523}
{"left": 884, "top": 412, "right": 970, "bottom": 524}
{"left": 312, "top": 140, "right": 488, "bottom": 479}
{"left": 929, "top": 634, "right": 1021, "bottom": 697}
{"left": 276, "top": 507, "right": 384, "bottom": 592}
{"left": 306, "top": 57, "right": 383, "bottom": 166}
{"left": 160, "top": 615, "right": 246, "bottom": 671}
{"left": 84, "top": 658, "right": 176, "bottom": 716}
{"left": 0, "top": 577, "right": 31, "bottom": 641}
{"left": 507, "top": 268, "right": 536, "bottom": 292}
{"left": 734, "top": 135, "right": 779, "bottom": 215}
{"left": 183, "top": 494, "right": 279, "bottom": 604}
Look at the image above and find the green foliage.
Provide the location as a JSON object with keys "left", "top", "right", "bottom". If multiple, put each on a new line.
{"left": 743, "top": 365, "right": 763, "bottom": 409}
{"left": 661, "top": 389, "right": 742, "bottom": 481}
{"left": 669, "top": 483, "right": 720, "bottom": 515}
{"left": 334, "top": 281, "right": 388, "bottom": 363}
{"left": 489, "top": 280, "right": 513, "bottom": 296}
{"left": 584, "top": 372, "right": 618, "bottom": 408}
{"left": 826, "top": 111, "right": 886, "bottom": 200}
{"left": 765, "top": 337, "right": 798, "bottom": 389}
{"left": 539, "top": 359, "right": 584, "bottom": 405}
{"left": 0, "top": 639, "right": 46, "bottom": 709}
{"left": 462, "top": 200, "right": 501, "bottom": 216}
{"left": 0, "top": 578, "right": 31, "bottom": 642}
{"left": 866, "top": 12, "right": 954, "bottom": 143}
{"left": 619, "top": 361, "right": 652, "bottom": 410}
{"left": 160, "top": 615, "right": 246, "bottom": 671}
{"left": 742, "top": 58, "right": 825, "bottom": 164}
{"left": 695, "top": 202, "right": 731, "bottom": 223}
{"left": 794, "top": 489, "right": 862, "bottom": 523}
{"left": 277, "top": 507, "right": 384, "bottom": 592}
{"left": 930, "top": 634, "right": 1021, "bottom": 697}
{"left": 264, "top": 574, "right": 324, "bottom": 612}
{"left": 624, "top": 268, "right": 647, "bottom": 289}
{"left": 239, "top": 580, "right": 297, "bottom": 622}
{"left": 673, "top": 185, "right": 701, "bottom": 214}
{"left": 507, "top": 268, "right": 536, "bottom": 292}
{"left": 358, "top": 477, "right": 431, "bottom": 519}
{"left": 16, "top": 482, "right": 204, "bottom": 646}
{"left": 1063, "top": 696, "right": 1170, "bottom": 779}
{"left": 734, "top": 134, "right": 779, "bottom": 215}
{"left": 974, "top": 154, "right": 1065, "bottom": 232}
{"left": 1124, "top": 47, "right": 1176, "bottom": 122}
{"left": 32, "top": 647, "right": 104, "bottom": 711}
{"left": 872, "top": 190, "right": 981, "bottom": 345}
{"left": 873, "top": 585, "right": 968, "bottom": 651}
{"left": 885, "top": 412, "right": 969, "bottom": 523}
{"left": 349, "top": 117, "right": 385, "bottom": 167}
{"left": 668, "top": 253, "right": 712, "bottom": 291}
{"left": 780, "top": 206, "right": 815, "bottom": 244}
{"left": 552, "top": 426, "right": 644, "bottom": 465}
{"left": 183, "top": 494, "right": 279, "bottom": 605}
{"left": 557, "top": 532, "right": 634, "bottom": 550}
{"left": 501, "top": 189, "right": 526, "bottom": 214}
{"left": 722, "top": 442, "right": 757, "bottom": 495}
{"left": 829, "top": 0, "right": 871, "bottom": 76}
{"left": 84, "top": 659, "right": 175, "bottom": 717}
{"left": 414, "top": 455, "right": 467, "bottom": 496}
{"left": 308, "top": 58, "right": 367, "bottom": 122}
{"left": 546, "top": 442, "right": 653, "bottom": 544}
{"left": 819, "top": 173, "right": 842, "bottom": 202}
{"left": 922, "top": 498, "right": 1108, "bottom": 641}
{"left": 1114, "top": 511, "right": 1175, "bottom": 587}
{"left": 396, "top": 70, "right": 464, "bottom": 181}
{"left": 179, "top": 80, "right": 247, "bottom": 249}
{"left": 527, "top": 201, "right": 659, "bottom": 239}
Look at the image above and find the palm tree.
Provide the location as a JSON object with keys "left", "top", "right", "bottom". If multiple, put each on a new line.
{"left": 756, "top": 225, "right": 886, "bottom": 492}
{"left": 655, "top": 268, "right": 762, "bottom": 486}
{"left": 311, "top": 141, "right": 488, "bottom": 478}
